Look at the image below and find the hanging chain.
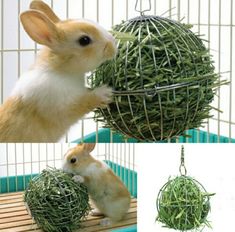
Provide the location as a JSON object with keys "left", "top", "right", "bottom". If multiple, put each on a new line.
{"left": 135, "top": 0, "right": 152, "bottom": 15}
{"left": 179, "top": 145, "right": 187, "bottom": 176}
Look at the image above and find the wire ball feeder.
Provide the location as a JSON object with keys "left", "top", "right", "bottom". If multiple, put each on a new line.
{"left": 24, "top": 168, "right": 90, "bottom": 232}
{"left": 91, "top": 0, "right": 222, "bottom": 142}
{"left": 156, "top": 146, "right": 215, "bottom": 231}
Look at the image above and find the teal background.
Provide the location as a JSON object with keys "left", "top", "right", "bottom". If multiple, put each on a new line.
{"left": 74, "top": 128, "right": 235, "bottom": 143}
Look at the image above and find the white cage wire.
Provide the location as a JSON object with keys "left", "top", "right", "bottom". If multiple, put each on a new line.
{"left": 0, "top": 0, "right": 234, "bottom": 142}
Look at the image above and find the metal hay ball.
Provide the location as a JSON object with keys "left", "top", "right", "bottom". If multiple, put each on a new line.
{"left": 91, "top": 15, "right": 219, "bottom": 142}
{"left": 24, "top": 168, "right": 90, "bottom": 232}
{"left": 156, "top": 175, "right": 212, "bottom": 231}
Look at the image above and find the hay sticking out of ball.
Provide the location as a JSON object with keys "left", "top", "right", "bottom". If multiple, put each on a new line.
{"left": 90, "top": 16, "right": 223, "bottom": 142}
{"left": 156, "top": 176, "right": 215, "bottom": 231}
{"left": 24, "top": 168, "right": 90, "bottom": 232}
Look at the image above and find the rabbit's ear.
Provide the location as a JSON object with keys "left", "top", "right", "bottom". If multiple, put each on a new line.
{"left": 20, "top": 10, "right": 63, "bottom": 47}
{"left": 30, "top": 0, "right": 60, "bottom": 23}
{"left": 83, "top": 143, "right": 96, "bottom": 153}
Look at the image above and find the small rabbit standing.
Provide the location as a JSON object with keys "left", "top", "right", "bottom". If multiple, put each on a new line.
{"left": 0, "top": 0, "right": 116, "bottom": 142}
{"left": 63, "top": 143, "right": 131, "bottom": 225}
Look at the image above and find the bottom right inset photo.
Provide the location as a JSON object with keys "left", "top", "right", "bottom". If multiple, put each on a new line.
{"left": 137, "top": 144, "right": 235, "bottom": 232}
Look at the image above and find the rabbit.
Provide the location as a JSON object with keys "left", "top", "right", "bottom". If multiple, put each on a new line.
{"left": 0, "top": 0, "right": 116, "bottom": 142}
{"left": 63, "top": 143, "right": 131, "bottom": 225}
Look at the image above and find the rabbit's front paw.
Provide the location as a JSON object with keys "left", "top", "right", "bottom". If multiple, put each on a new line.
{"left": 72, "top": 175, "right": 84, "bottom": 183}
{"left": 93, "top": 86, "right": 113, "bottom": 108}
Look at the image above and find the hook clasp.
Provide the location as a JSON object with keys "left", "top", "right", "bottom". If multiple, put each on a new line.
{"left": 179, "top": 145, "right": 187, "bottom": 176}
{"left": 135, "top": 0, "right": 152, "bottom": 15}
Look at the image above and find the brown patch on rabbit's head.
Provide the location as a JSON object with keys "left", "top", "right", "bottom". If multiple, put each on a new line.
{"left": 20, "top": 1, "right": 116, "bottom": 74}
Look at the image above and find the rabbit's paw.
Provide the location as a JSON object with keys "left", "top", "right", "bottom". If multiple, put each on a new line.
{"left": 92, "top": 86, "right": 113, "bottom": 108}
{"left": 72, "top": 175, "right": 84, "bottom": 183}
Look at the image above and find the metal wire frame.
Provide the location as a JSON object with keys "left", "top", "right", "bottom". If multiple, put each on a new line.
{"left": 94, "top": 15, "right": 217, "bottom": 142}
{"left": 156, "top": 144, "right": 211, "bottom": 230}
{"left": 156, "top": 175, "right": 211, "bottom": 231}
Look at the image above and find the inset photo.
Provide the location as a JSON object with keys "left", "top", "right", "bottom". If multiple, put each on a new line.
{"left": 0, "top": 143, "right": 137, "bottom": 232}
{"left": 137, "top": 144, "right": 235, "bottom": 232}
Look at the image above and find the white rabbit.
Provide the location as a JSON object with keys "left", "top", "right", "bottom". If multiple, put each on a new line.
{"left": 0, "top": 0, "right": 116, "bottom": 142}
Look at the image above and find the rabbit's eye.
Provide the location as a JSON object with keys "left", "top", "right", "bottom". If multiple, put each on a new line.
{"left": 70, "top": 158, "right": 77, "bottom": 164}
{"left": 78, "top": 36, "right": 92, "bottom": 46}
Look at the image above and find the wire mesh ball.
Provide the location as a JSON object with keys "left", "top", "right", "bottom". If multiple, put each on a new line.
{"left": 24, "top": 168, "right": 90, "bottom": 232}
{"left": 156, "top": 176, "right": 213, "bottom": 231}
{"left": 90, "top": 15, "right": 219, "bottom": 142}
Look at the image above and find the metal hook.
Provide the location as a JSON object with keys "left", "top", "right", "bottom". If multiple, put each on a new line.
{"left": 179, "top": 145, "right": 187, "bottom": 176}
{"left": 135, "top": 0, "right": 152, "bottom": 15}
{"left": 145, "top": 86, "right": 157, "bottom": 98}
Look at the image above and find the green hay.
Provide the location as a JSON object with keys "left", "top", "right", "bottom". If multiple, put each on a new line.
{"left": 90, "top": 15, "right": 223, "bottom": 142}
{"left": 24, "top": 168, "right": 90, "bottom": 232}
{"left": 156, "top": 176, "right": 215, "bottom": 231}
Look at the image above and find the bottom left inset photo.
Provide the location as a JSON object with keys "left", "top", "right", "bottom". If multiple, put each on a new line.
{"left": 0, "top": 143, "right": 137, "bottom": 232}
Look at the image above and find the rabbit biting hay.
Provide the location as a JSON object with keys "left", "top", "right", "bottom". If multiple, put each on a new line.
{"left": 0, "top": 0, "right": 116, "bottom": 142}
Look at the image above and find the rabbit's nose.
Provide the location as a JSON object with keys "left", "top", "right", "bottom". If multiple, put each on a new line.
{"left": 107, "top": 32, "right": 115, "bottom": 42}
